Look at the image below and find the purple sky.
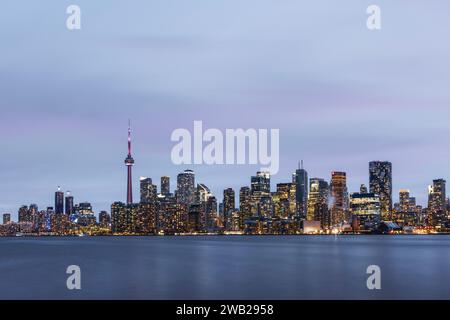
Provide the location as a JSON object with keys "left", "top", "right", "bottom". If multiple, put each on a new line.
{"left": 1, "top": 1, "right": 450, "bottom": 219}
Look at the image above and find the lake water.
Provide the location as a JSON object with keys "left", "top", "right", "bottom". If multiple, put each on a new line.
{"left": 0, "top": 235, "right": 449, "bottom": 300}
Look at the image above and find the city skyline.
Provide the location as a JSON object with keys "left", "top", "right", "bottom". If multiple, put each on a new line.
{"left": 1, "top": 1, "right": 450, "bottom": 218}
{"left": 0, "top": 122, "right": 447, "bottom": 222}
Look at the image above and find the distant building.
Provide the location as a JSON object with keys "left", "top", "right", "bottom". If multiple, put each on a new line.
{"left": 161, "top": 176, "right": 171, "bottom": 196}
{"left": 330, "top": 171, "right": 349, "bottom": 225}
{"left": 350, "top": 192, "right": 381, "bottom": 232}
{"left": 65, "top": 191, "right": 74, "bottom": 215}
{"left": 176, "top": 170, "right": 195, "bottom": 206}
{"left": 3, "top": 214, "right": 11, "bottom": 225}
{"left": 428, "top": 179, "right": 447, "bottom": 228}
{"left": 223, "top": 188, "right": 236, "bottom": 230}
{"left": 140, "top": 177, "right": 157, "bottom": 204}
{"left": 369, "top": 161, "right": 393, "bottom": 221}
{"left": 251, "top": 171, "right": 271, "bottom": 195}
{"left": 55, "top": 187, "right": 64, "bottom": 215}
{"left": 293, "top": 161, "right": 308, "bottom": 219}
{"left": 307, "top": 178, "right": 330, "bottom": 230}
{"left": 99, "top": 211, "right": 111, "bottom": 228}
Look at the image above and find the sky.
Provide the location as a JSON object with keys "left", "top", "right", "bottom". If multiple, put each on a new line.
{"left": 1, "top": 1, "right": 450, "bottom": 219}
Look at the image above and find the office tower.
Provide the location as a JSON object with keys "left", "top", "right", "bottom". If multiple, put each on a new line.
{"left": 399, "top": 189, "right": 410, "bottom": 213}
{"left": 99, "top": 211, "right": 111, "bottom": 228}
{"left": 55, "top": 186, "right": 64, "bottom": 215}
{"left": 369, "top": 161, "right": 393, "bottom": 221}
{"left": 428, "top": 179, "right": 447, "bottom": 228}
{"left": 330, "top": 171, "right": 349, "bottom": 225}
{"left": 161, "top": 176, "right": 170, "bottom": 196}
{"left": 205, "top": 196, "right": 218, "bottom": 230}
{"left": 223, "top": 188, "right": 236, "bottom": 230}
{"left": 251, "top": 171, "right": 271, "bottom": 195}
{"left": 18, "top": 205, "right": 31, "bottom": 223}
{"left": 65, "top": 192, "right": 74, "bottom": 215}
{"left": 307, "top": 178, "right": 330, "bottom": 229}
{"left": 125, "top": 121, "right": 135, "bottom": 204}
{"left": 3, "top": 214, "right": 11, "bottom": 225}
{"left": 187, "top": 204, "right": 203, "bottom": 233}
{"left": 176, "top": 170, "right": 195, "bottom": 206}
{"left": 140, "top": 177, "right": 157, "bottom": 204}
{"left": 293, "top": 161, "right": 308, "bottom": 219}
{"left": 350, "top": 192, "right": 381, "bottom": 232}
{"left": 239, "top": 187, "right": 252, "bottom": 229}
{"left": 111, "top": 202, "right": 127, "bottom": 233}
{"left": 274, "top": 183, "right": 297, "bottom": 219}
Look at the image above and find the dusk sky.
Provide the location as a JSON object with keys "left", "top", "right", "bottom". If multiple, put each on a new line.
{"left": 1, "top": 1, "right": 450, "bottom": 219}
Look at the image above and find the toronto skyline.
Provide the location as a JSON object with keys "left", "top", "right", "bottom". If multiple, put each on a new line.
{"left": 1, "top": 1, "right": 450, "bottom": 220}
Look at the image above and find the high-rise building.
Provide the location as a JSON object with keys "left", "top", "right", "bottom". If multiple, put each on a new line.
{"left": 65, "top": 191, "right": 74, "bottom": 215}
{"left": 125, "top": 121, "right": 135, "bottom": 204}
{"left": 161, "top": 176, "right": 170, "bottom": 196}
{"left": 369, "top": 161, "right": 393, "bottom": 221}
{"left": 239, "top": 187, "right": 252, "bottom": 229}
{"left": 3, "top": 213, "right": 11, "bottom": 225}
{"left": 399, "top": 189, "right": 410, "bottom": 213}
{"left": 223, "top": 188, "right": 236, "bottom": 230}
{"left": 330, "top": 171, "right": 349, "bottom": 225}
{"left": 18, "top": 205, "right": 31, "bottom": 223}
{"left": 251, "top": 171, "right": 271, "bottom": 195}
{"left": 176, "top": 170, "right": 195, "bottom": 206}
{"left": 428, "top": 179, "right": 447, "bottom": 228}
{"left": 55, "top": 187, "right": 64, "bottom": 215}
{"left": 293, "top": 161, "right": 308, "bottom": 219}
{"left": 140, "top": 177, "right": 157, "bottom": 204}
{"left": 274, "top": 183, "right": 297, "bottom": 219}
{"left": 360, "top": 184, "right": 368, "bottom": 193}
{"left": 350, "top": 192, "right": 381, "bottom": 232}
{"left": 205, "top": 196, "right": 218, "bottom": 231}
{"left": 99, "top": 211, "right": 111, "bottom": 228}
{"left": 307, "top": 178, "right": 330, "bottom": 229}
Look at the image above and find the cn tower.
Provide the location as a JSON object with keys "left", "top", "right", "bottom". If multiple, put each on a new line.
{"left": 124, "top": 120, "right": 135, "bottom": 204}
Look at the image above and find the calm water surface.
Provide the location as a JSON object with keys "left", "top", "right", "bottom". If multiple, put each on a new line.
{"left": 0, "top": 235, "right": 449, "bottom": 300}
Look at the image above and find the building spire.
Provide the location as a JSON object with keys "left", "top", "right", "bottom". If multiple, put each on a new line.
{"left": 125, "top": 120, "right": 135, "bottom": 204}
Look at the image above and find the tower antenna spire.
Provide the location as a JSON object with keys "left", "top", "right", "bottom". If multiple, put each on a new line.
{"left": 125, "top": 119, "right": 135, "bottom": 204}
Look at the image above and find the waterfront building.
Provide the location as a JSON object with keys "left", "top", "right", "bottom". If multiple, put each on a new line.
{"left": 369, "top": 161, "right": 393, "bottom": 221}
{"left": 428, "top": 179, "right": 447, "bottom": 228}
{"left": 176, "top": 170, "right": 196, "bottom": 206}
{"left": 161, "top": 176, "right": 171, "bottom": 196}
{"left": 2, "top": 214, "right": 10, "bottom": 225}
{"left": 307, "top": 178, "right": 330, "bottom": 230}
{"left": 330, "top": 171, "right": 349, "bottom": 225}
{"left": 140, "top": 177, "right": 157, "bottom": 204}
{"left": 293, "top": 161, "right": 308, "bottom": 219}
{"left": 99, "top": 211, "right": 111, "bottom": 229}
{"left": 55, "top": 187, "right": 64, "bottom": 215}
{"left": 65, "top": 192, "right": 74, "bottom": 215}
{"left": 349, "top": 192, "right": 381, "bottom": 232}
{"left": 223, "top": 188, "right": 236, "bottom": 230}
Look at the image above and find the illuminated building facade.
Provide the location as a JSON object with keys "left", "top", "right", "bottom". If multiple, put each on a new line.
{"left": 293, "top": 161, "right": 308, "bottom": 219}
{"left": 369, "top": 161, "right": 393, "bottom": 221}
{"left": 223, "top": 188, "right": 235, "bottom": 230}
{"left": 330, "top": 171, "right": 349, "bottom": 225}
{"left": 307, "top": 178, "right": 330, "bottom": 229}
{"left": 176, "top": 170, "right": 195, "bottom": 206}
{"left": 350, "top": 192, "right": 381, "bottom": 232}
{"left": 428, "top": 179, "right": 447, "bottom": 228}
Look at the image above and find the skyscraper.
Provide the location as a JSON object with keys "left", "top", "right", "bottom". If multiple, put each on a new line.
{"left": 399, "top": 189, "right": 410, "bottom": 213}
{"left": 176, "top": 170, "right": 195, "bottom": 206}
{"left": 65, "top": 191, "right": 74, "bottom": 215}
{"left": 140, "top": 177, "right": 157, "bottom": 204}
{"left": 3, "top": 213, "right": 11, "bottom": 225}
{"left": 330, "top": 171, "right": 348, "bottom": 225}
{"left": 161, "top": 176, "right": 170, "bottom": 196}
{"left": 125, "top": 121, "right": 135, "bottom": 204}
{"left": 428, "top": 179, "right": 447, "bottom": 228}
{"left": 369, "top": 161, "right": 393, "bottom": 221}
{"left": 307, "top": 178, "right": 330, "bottom": 229}
{"left": 251, "top": 171, "right": 271, "bottom": 195}
{"left": 55, "top": 187, "right": 64, "bottom": 215}
{"left": 293, "top": 161, "right": 308, "bottom": 219}
{"left": 350, "top": 192, "right": 381, "bottom": 232}
{"left": 223, "top": 188, "right": 236, "bottom": 230}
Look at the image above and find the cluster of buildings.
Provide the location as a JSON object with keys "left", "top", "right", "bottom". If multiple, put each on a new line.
{"left": 1, "top": 126, "right": 449, "bottom": 236}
